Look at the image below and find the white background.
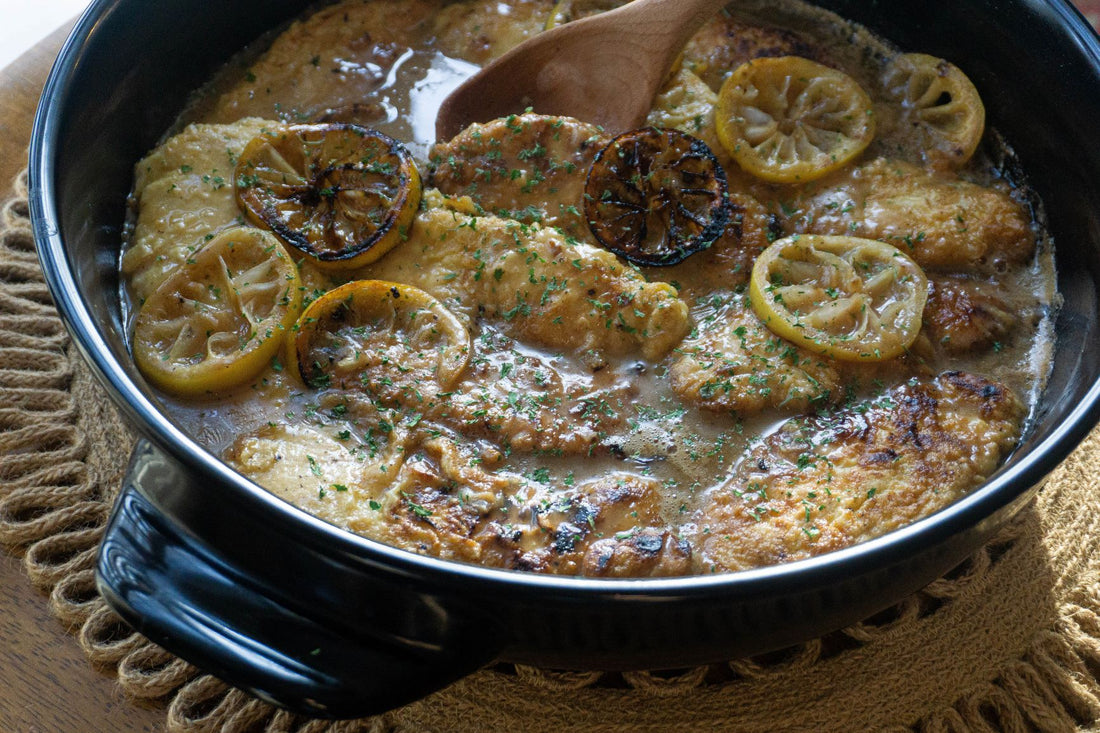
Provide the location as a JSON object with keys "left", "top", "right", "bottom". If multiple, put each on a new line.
{"left": 0, "top": 0, "right": 91, "bottom": 72}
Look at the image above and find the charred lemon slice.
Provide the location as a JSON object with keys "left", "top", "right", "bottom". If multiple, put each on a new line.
{"left": 584, "top": 127, "right": 730, "bottom": 266}
{"left": 545, "top": 0, "right": 625, "bottom": 29}
{"left": 235, "top": 124, "right": 421, "bottom": 271}
{"left": 715, "top": 56, "right": 875, "bottom": 183}
{"left": 133, "top": 228, "right": 302, "bottom": 398}
{"left": 289, "top": 281, "right": 471, "bottom": 400}
{"left": 883, "top": 53, "right": 985, "bottom": 169}
{"left": 749, "top": 235, "right": 928, "bottom": 362}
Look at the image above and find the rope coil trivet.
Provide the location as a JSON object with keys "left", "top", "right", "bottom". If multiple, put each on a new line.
{"left": 4, "top": 168, "right": 1100, "bottom": 732}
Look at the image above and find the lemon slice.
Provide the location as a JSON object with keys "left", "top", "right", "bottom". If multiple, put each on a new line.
{"left": 715, "top": 56, "right": 875, "bottom": 183}
{"left": 883, "top": 52, "right": 985, "bottom": 169}
{"left": 133, "top": 228, "right": 302, "bottom": 397}
{"left": 289, "top": 281, "right": 472, "bottom": 399}
{"left": 235, "top": 123, "right": 421, "bottom": 272}
{"left": 584, "top": 127, "right": 730, "bottom": 266}
{"left": 749, "top": 235, "right": 928, "bottom": 361}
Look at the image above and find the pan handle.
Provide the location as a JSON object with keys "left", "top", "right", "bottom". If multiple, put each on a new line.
{"left": 97, "top": 440, "right": 498, "bottom": 719}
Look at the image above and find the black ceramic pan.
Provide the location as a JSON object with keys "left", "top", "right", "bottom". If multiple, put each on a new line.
{"left": 28, "top": 0, "right": 1100, "bottom": 719}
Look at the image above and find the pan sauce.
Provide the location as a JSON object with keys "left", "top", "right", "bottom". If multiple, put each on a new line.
{"left": 123, "top": 0, "right": 1057, "bottom": 576}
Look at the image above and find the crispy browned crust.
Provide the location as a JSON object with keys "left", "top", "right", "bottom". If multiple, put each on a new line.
{"left": 923, "top": 275, "right": 1017, "bottom": 355}
{"left": 476, "top": 473, "right": 693, "bottom": 577}
{"left": 683, "top": 15, "right": 827, "bottom": 91}
{"left": 363, "top": 458, "right": 694, "bottom": 576}
{"left": 364, "top": 437, "right": 516, "bottom": 565}
{"left": 696, "top": 371, "right": 1026, "bottom": 573}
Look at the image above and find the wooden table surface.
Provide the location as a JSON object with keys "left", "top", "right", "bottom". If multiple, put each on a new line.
{"left": 0, "top": 22, "right": 165, "bottom": 733}
{"left": 3, "top": 6, "right": 1100, "bottom": 733}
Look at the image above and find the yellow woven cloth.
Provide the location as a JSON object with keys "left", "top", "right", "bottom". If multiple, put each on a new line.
{"left": 3, "top": 168, "right": 1100, "bottom": 732}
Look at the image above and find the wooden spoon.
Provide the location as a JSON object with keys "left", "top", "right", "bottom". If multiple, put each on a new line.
{"left": 435, "top": 0, "right": 731, "bottom": 141}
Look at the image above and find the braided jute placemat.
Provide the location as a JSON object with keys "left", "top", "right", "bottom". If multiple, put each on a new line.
{"left": 4, "top": 164, "right": 1100, "bottom": 733}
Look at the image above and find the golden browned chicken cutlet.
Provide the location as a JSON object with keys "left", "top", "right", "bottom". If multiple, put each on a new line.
{"left": 430, "top": 327, "right": 637, "bottom": 454}
{"left": 477, "top": 473, "right": 693, "bottom": 576}
{"left": 362, "top": 436, "right": 519, "bottom": 564}
{"left": 228, "top": 417, "right": 415, "bottom": 529}
{"left": 234, "top": 426, "right": 520, "bottom": 565}
{"left": 782, "top": 158, "right": 1036, "bottom": 269}
{"left": 289, "top": 312, "right": 635, "bottom": 457}
{"left": 682, "top": 12, "right": 827, "bottom": 91}
{"left": 696, "top": 371, "right": 1025, "bottom": 573}
{"left": 429, "top": 114, "right": 609, "bottom": 240}
{"left": 670, "top": 292, "right": 840, "bottom": 415}
{"left": 362, "top": 198, "right": 692, "bottom": 361}
{"left": 124, "top": 119, "right": 272, "bottom": 302}
{"left": 923, "top": 274, "right": 1018, "bottom": 355}
{"left": 238, "top": 426, "right": 693, "bottom": 575}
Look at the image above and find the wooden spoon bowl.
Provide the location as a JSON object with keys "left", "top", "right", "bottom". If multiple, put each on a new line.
{"left": 435, "top": 0, "right": 731, "bottom": 140}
